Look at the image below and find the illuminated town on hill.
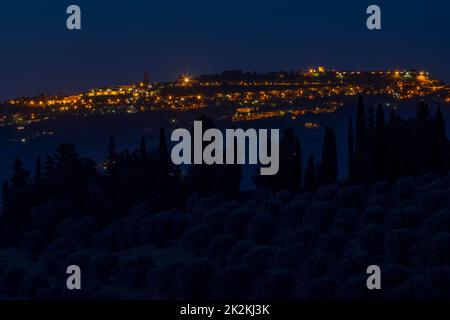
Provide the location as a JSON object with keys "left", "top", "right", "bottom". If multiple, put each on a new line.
{"left": 1, "top": 67, "right": 449, "bottom": 127}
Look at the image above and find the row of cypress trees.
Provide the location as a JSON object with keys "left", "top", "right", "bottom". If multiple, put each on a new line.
{"left": 348, "top": 96, "right": 447, "bottom": 185}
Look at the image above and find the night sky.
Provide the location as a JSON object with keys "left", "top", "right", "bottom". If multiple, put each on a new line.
{"left": 0, "top": 0, "right": 449, "bottom": 100}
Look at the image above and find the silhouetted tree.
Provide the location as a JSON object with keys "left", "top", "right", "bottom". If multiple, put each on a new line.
{"left": 2, "top": 181, "right": 10, "bottom": 204}
{"left": 347, "top": 117, "right": 355, "bottom": 182}
{"left": 43, "top": 154, "right": 56, "bottom": 182}
{"left": 355, "top": 95, "right": 366, "bottom": 182}
{"left": 321, "top": 127, "right": 337, "bottom": 185}
{"left": 34, "top": 157, "right": 42, "bottom": 186}
{"left": 417, "top": 101, "right": 430, "bottom": 122}
{"left": 365, "top": 105, "right": 376, "bottom": 183}
{"left": 105, "top": 136, "right": 117, "bottom": 176}
{"left": 355, "top": 96, "right": 365, "bottom": 156}
{"left": 303, "top": 154, "right": 316, "bottom": 192}
{"left": 11, "top": 157, "right": 29, "bottom": 190}
{"left": 217, "top": 133, "right": 242, "bottom": 198}
{"left": 387, "top": 110, "right": 400, "bottom": 181}
{"left": 432, "top": 106, "right": 447, "bottom": 173}
{"left": 158, "top": 128, "right": 170, "bottom": 179}
{"left": 277, "top": 128, "right": 302, "bottom": 190}
{"left": 185, "top": 116, "right": 220, "bottom": 196}
{"left": 414, "top": 101, "right": 433, "bottom": 175}
{"left": 375, "top": 105, "right": 388, "bottom": 180}
{"left": 254, "top": 128, "right": 302, "bottom": 191}
{"left": 140, "top": 135, "right": 147, "bottom": 161}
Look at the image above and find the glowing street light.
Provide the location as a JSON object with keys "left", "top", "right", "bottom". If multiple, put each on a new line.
{"left": 183, "top": 75, "right": 191, "bottom": 85}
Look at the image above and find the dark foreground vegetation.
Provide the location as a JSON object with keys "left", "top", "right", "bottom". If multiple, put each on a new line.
{"left": 0, "top": 97, "right": 449, "bottom": 299}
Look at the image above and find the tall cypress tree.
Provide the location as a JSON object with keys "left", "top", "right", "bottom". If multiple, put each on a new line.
{"left": 43, "top": 154, "right": 56, "bottom": 185}
{"left": 303, "top": 154, "right": 316, "bottom": 192}
{"left": 355, "top": 96, "right": 366, "bottom": 157}
{"left": 387, "top": 110, "right": 400, "bottom": 181}
{"left": 432, "top": 105, "right": 447, "bottom": 173}
{"left": 375, "top": 105, "right": 388, "bottom": 180}
{"left": 140, "top": 135, "right": 147, "bottom": 161}
{"left": 11, "top": 157, "right": 29, "bottom": 190}
{"left": 330, "top": 126, "right": 338, "bottom": 183}
{"left": 158, "top": 127, "right": 170, "bottom": 178}
{"left": 348, "top": 117, "right": 355, "bottom": 182}
{"left": 321, "top": 126, "right": 338, "bottom": 185}
{"left": 34, "top": 157, "right": 42, "bottom": 186}
{"left": 2, "top": 181, "right": 10, "bottom": 204}
{"left": 355, "top": 95, "right": 366, "bottom": 182}
{"left": 415, "top": 101, "right": 432, "bottom": 174}
{"left": 185, "top": 116, "right": 219, "bottom": 196}
{"left": 106, "top": 136, "right": 117, "bottom": 176}
{"left": 277, "top": 128, "right": 302, "bottom": 190}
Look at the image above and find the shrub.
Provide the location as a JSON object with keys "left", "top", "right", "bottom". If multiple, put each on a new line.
{"left": 243, "top": 246, "right": 275, "bottom": 277}
{"left": 23, "top": 231, "right": 45, "bottom": 256}
{"left": 421, "top": 190, "right": 448, "bottom": 217}
{"left": 300, "top": 276, "right": 337, "bottom": 299}
{"left": 429, "top": 209, "right": 450, "bottom": 233}
{"left": 365, "top": 194, "right": 388, "bottom": 210}
{"left": 301, "top": 252, "right": 335, "bottom": 280}
{"left": 88, "top": 253, "right": 119, "bottom": 283}
{"left": 45, "top": 237, "right": 71, "bottom": 253}
{"left": 276, "top": 190, "right": 293, "bottom": 202}
{"left": 335, "top": 208, "right": 359, "bottom": 235}
{"left": 426, "top": 267, "right": 450, "bottom": 299}
{"left": 334, "top": 276, "right": 382, "bottom": 300}
{"left": 41, "top": 250, "right": 70, "bottom": 275}
{"left": 389, "top": 276, "right": 430, "bottom": 299}
{"left": 332, "top": 258, "right": 363, "bottom": 284}
{"left": 224, "top": 209, "right": 254, "bottom": 238}
{"left": 252, "top": 270, "right": 296, "bottom": 299}
{"left": 92, "top": 222, "right": 124, "bottom": 251}
{"left": 291, "top": 226, "right": 318, "bottom": 252}
{"left": 138, "top": 211, "right": 186, "bottom": 248}
{"left": 362, "top": 206, "right": 385, "bottom": 225}
{"left": 303, "top": 201, "right": 335, "bottom": 232}
{"left": 116, "top": 254, "right": 154, "bottom": 289}
{"left": 316, "top": 185, "right": 339, "bottom": 202}
{"left": 319, "top": 232, "right": 345, "bottom": 257}
{"left": 371, "top": 181, "right": 392, "bottom": 197}
{"left": 279, "top": 199, "right": 308, "bottom": 228}
{"left": 207, "top": 234, "right": 237, "bottom": 262}
{"left": 123, "top": 215, "right": 143, "bottom": 247}
{"left": 1, "top": 265, "right": 26, "bottom": 296}
{"left": 227, "top": 240, "right": 254, "bottom": 265}
{"left": 175, "top": 258, "right": 215, "bottom": 299}
{"left": 19, "top": 271, "right": 49, "bottom": 298}
{"left": 203, "top": 208, "right": 228, "bottom": 234}
{"left": 271, "top": 247, "right": 303, "bottom": 270}
{"left": 66, "top": 251, "right": 93, "bottom": 272}
{"left": 210, "top": 265, "right": 252, "bottom": 299}
{"left": 181, "top": 224, "right": 213, "bottom": 255}
{"left": 262, "top": 199, "right": 282, "bottom": 216}
{"left": 358, "top": 224, "right": 384, "bottom": 256}
{"left": 385, "top": 207, "right": 422, "bottom": 230}
{"left": 385, "top": 229, "right": 419, "bottom": 265}
{"left": 334, "top": 186, "right": 365, "bottom": 209}
{"left": 29, "top": 205, "right": 59, "bottom": 233}
{"left": 246, "top": 214, "right": 276, "bottom": 245}
{"left": 67, "top": 216, "right": 97, "bottom": 246}
{"left": 56, "top": 219, "right": 78, "bottom": 238}
{"left": 393, "top": 177, "right": 417, "bottom": 200}
{"left": 382, "top": 264, "right": 409, "bottom": 291}
{"left": 430, "top": 233, "right": 450, "bottom": 266}
{"left": 150, "top": 263, "right": 183, "bottom": 298}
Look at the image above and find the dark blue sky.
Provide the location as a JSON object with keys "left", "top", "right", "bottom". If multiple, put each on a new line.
{"left": 0, "top": 0, "right": 449, "bottom": 100}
